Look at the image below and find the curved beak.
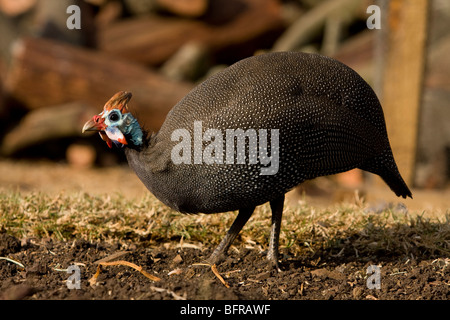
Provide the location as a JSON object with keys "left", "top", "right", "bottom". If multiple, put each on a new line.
{"left": 82, "top": 91, "right": 132, "bottom": 149}
{"left": 82, "top": 115, "right": 105, "bottom": 133}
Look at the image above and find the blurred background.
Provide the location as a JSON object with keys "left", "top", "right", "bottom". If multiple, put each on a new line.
{"left": 0, "top": 0, "right": 449, "bottom": 211}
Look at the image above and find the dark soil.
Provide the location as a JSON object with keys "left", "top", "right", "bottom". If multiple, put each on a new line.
{"left": 0, "top": 233, "right": 448, "bottom": 300}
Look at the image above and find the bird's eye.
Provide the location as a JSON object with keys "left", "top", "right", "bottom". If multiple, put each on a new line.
{"left": 109, "top": 112, "right": 120, "bottom": 122}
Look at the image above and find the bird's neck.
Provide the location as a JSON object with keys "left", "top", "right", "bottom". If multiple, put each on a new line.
{"left": 124, "top": 132, "right": 173, "bottom": 206}
{"left": 122, "top": 113, "right": 144, "bottom": 150}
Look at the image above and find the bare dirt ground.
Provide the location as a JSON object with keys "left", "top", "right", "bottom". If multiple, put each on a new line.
{"left": 0, "top": 159, "right": 449, "bottom": 301}
{"left": 1, "top": 234, "right": 449, "bottom": 300}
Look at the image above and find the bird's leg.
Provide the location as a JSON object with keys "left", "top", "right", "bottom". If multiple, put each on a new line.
{"left": 207, "top": 206, "right": 255, "bottom": 265}
{"left": 267, "top": 194, "right": 285, "bottom": 271}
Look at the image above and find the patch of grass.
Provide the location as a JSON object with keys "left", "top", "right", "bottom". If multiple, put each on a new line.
{"left": 1, "top": 191, "right": 448, "bottom": 260}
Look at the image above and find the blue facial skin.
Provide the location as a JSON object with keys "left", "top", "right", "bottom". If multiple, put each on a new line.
{"left": 102, "top": 109, "right": 143, "bottom": 148}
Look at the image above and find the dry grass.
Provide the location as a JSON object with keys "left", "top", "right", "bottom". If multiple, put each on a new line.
{"left": 1, "top": 191, "right": 449, "bottom": 260}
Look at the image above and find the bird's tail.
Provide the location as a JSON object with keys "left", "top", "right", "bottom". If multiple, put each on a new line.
{"left": 376, "top": 168, "right": 412, "bottom": 199}
{"left": 359, "top": 149, "right": 412, "bottom": 199}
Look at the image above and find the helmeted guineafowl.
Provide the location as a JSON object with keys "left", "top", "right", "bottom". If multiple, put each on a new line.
{"left": 83, "top": 51, "right": 412, "bottom": 269}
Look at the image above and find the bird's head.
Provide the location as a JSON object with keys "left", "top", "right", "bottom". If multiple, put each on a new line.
{"left": 82, "top": 91, "right": 143, "bottom": 149}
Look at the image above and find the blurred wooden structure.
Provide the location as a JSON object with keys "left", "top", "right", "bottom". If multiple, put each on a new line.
{"left": 5, "top": 37, "right": 194, "bottom": 132}
{"left": 98, "top": 0, "right": 283, "bottom": 66}
{"left": 415, "top": 0, "right": 450, "bottom": 188}
{"left": 273, "top": 0, "right": 363, "bottom": 52}
{"left": 379, "top": 0, "right": 428, "bottom": 187}
{"left": 1, "top": 0, "right": 449, "bottom": 190}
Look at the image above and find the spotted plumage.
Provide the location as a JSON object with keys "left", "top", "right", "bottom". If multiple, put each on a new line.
{"left": 83, "top": 51, "right": 412, "bottom": 269}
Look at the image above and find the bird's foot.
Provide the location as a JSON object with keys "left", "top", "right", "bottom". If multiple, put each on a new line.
{"left": 267, "top": 251, "right": 282, "bottom": 272}
{"left": 206, "top": 250, "right": 224, "bottom": 266}
{"left": 267, "top": 258, "right": 281, "bottom": 272}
